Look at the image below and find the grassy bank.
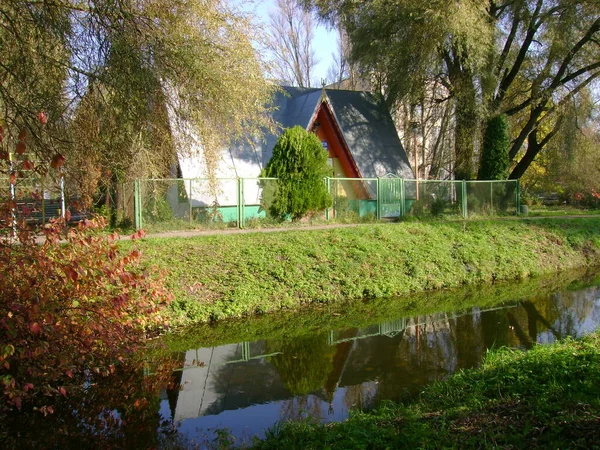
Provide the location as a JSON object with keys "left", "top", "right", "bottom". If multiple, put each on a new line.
{"left": 251, "top": 331, "right": 600, "bottom": 449}
{"left": 159, "top": 268, "right": 600, "bottom": 353}
{"left": 130, "top": 217, "right": 600, "bottom": 325}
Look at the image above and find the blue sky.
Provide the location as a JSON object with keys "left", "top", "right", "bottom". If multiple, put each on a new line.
{"left": 245, "top": 0, "right": 338, "bottom": 84}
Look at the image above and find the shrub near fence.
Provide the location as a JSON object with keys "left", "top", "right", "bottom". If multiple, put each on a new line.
{"left": 124, "top": 178, "right": 521, "bottom": 231}
{"left": 1, "top": 174, "right": 87, "bottom": 226}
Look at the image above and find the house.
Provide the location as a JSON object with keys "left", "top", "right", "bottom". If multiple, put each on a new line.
{"left": 170, "top": 86, "right": 414, "bottom": 222}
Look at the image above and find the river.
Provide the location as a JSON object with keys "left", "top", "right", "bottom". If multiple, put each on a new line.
{"left": 5, "top": 272, "right": 600, "bottom": 449}
{"left": 157, "top": 272, "right": 600, "bottom": 448}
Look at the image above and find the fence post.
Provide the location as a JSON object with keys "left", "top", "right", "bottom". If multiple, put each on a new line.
{"left": 237, "top": 178, "right": 244, "bottom": 229}
{"left": 8, "top": 152, "right": 16, "bottom": 236}
{"left": 60, "top": 171, "right": 66, "bottom": 219}
{"left": 376, "top": 177, "right": 381, "bottom": 220}
{"left": 490, "top": 181, "right": 494, "bottom": 214}
{"left": 462, "top": 180, "right": 468, "bottom": 219}
{"left": 516, "top": 179, "right": 521, "bottom": 214}
{"left": 134, "top": 180, "right": 142, "bottom": 230}
{"left": 236, "top": 177, "right": 241, "bottom": 229}
{"left": 325, "top": 177, "right": 331, "bottom": 221}
{"left": 189, "top": 179, "right": 193, "bottom": 223}
{"left": 241, "top": 341, "right": 250, "bottom": 361}
{"left": 41, "top": 178, "right": 46, "bottom": 225}
{"left": 400, "top": 178, "right": 405, "bottom": 217}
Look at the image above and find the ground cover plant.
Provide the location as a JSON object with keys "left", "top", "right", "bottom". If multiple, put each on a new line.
{"left": 130, "top": 218, "right": 600, "bottom": 326}
{"left": 250, "top": 330, "right": 600, "bottom": 449}
{"left": 526, "top": 205, "right": 600, "bottom": 217}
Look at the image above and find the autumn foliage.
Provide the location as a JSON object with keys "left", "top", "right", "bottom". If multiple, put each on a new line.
{"left": 0, "top": 217, "right": 173, "bottom": 414}
{"left": 0, "top": 114, "right": 176, "bottom": 427}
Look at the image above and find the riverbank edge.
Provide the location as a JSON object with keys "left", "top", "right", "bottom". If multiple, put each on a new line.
{"left": 132, "top": 217, "right": 600, "bottom": 326}
{"left": 250, "top": 330, "right": 600, "bottom": 449}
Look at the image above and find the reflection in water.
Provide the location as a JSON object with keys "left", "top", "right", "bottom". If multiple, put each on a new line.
{"left": 267, "top": 333, "right": 336, "bottom": 397}
{"left": 164, "top": 285, "right": 600, "bottom": 445}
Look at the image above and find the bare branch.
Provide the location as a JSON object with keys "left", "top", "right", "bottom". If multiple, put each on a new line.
{"left": 266, "top": 0, "right": 318, "bottom": 87}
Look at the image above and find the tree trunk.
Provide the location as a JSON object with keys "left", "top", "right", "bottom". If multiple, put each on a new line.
{"left": 428, "top": 102, "right": 451, "bottom": 179}
{"left": 453, "top": 87, "right": 477, "bottom": 180}
{"left": 509, "top": 129, "right": 541, "bottom": 180}
{"left": 447, "top": 56, "right": 478, "bottom": 180}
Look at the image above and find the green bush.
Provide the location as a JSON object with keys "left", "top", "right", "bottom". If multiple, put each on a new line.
{"left": 261, "top": 126, "right": 332, "bottom": 221}
{"left": 333, "top": 196, "right": 360, "bottom": 222}
{"left": 479, "top": 115, "right": 510, "bottom": 180}
{"left": 466, "top": 193, "right": 482, "bottom": 213}
{"left": 143, "top": 196, "right": 173, "bottom": 223}
{"left": 409, "top": 199, "right": 430, "bottom": 217}
{"left": 430, "top": 197, "right": 450, "bottom": 216}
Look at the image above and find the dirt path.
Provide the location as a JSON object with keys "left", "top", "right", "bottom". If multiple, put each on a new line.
{"left": 127, "top": 223, "right": 362, "bottom": 240}
{"left": 19, "top": 214, "right": 597, "bottom": 245}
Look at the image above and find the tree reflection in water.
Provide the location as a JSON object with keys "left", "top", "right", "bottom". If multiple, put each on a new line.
{"left": 5, "top": 278, "right": 600, "bottom": 447}
{"left": 266, "top": 332, "right": 336, "bottom": 421}
{"left": 1, "top": 353, "right": 179, "bottom": 449}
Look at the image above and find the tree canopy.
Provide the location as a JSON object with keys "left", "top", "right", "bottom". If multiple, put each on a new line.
{"left": 305, "top": 0, "right": 600, "bottom": 181}
{"left": 266, "top": 0, "right": 319, "bottom": 87}
{"left": 1, "top": 0, "right": 274, "bottom": 202}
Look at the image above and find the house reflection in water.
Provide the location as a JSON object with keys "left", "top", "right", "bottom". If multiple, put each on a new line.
{"left": 172, "top": 342, "right": 286, "bottom": 421}
{"left": 163, "top": 286, "right": 600, "bottom": 442}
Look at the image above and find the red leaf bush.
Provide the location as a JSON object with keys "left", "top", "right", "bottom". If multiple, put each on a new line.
{"left": 0, "top": 217, "right": 173, "bottom": 413}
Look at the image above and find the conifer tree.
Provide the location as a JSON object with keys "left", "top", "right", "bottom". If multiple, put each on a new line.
{"left": 261, "top": 126, "right": 332, "bottom": 221}
{"left": 479, "top": 115, "right": 510, "bottom": 180}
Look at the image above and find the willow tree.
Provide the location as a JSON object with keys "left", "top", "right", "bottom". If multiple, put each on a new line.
{"left": 1, "top": 0, "right": 274, "bottom": 204}
{"left": 305, "top": 0, "right": 494, "bottom": 180}
{"left": 305, "top": 0, "right": 600, "bottom": 180}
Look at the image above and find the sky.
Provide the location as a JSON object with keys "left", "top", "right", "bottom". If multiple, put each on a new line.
{"left": 245, "top": 0, "right": 338, "bottom": 85}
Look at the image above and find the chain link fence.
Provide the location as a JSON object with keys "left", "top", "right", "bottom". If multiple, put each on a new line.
{"left": 403, "top": 180, "right": 520, "bottom": 218}
{"left": 0, "top": 170, "right": 85, "bottom": 227}
{"left": 123, "top": 177, "right": 521, "bottom": 231}
{"left": 466, "top": 181, "right": 519, "bottom": 217}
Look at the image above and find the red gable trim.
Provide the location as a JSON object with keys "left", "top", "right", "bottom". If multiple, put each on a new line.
{"left": 308, "top": 98, "right": 370, "bottom": 199}
{"left": 309, "top": 100, "right": 361, "bottom": 179}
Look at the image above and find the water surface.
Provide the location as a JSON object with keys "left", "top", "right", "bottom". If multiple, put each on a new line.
{"left": 6, "top": 274, "right": 600, "bottom": 449}
{"left": 160, "top": 277, "right": 600, "bottom": 447}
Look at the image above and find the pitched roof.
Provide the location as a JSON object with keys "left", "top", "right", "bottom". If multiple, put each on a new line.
{"left": 268, "top": 86, "right": 413, "bottom": 179}
{"left": 327, "top": 89, "right": 413, "bottom": 178}
{"left": 178, "top": 85, "right": 413, "bottom": 181}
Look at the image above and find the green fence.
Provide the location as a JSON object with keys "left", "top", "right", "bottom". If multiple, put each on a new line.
{"left": 126, "top": 177, "right": 521, "bottom": 231}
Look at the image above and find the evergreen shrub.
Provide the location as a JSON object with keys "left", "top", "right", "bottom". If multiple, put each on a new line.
{"left": 261, "top": 126, "right": 332, "bottom": 221}
{"left": 479, "top": 115, "right": 510, "bottom": 180}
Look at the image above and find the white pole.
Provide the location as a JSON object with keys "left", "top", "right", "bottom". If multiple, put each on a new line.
{"left": 9, "top": 152, "right": 16, "bottom": 236}
{"left": 60, "top": 171, "right": 65, "bottom": 219}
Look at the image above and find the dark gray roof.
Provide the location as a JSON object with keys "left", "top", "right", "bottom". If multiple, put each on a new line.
{"left": 325, "top": 89, "right": 414, "bottom": 179}
{"left": 256, "top": 86, "right": 322, "bottom": 167}
{"left": 276, "top": 87, "right": 322, "bottom": 129}
{"left": 265, "top": 86, "right": 413, "bottom": 178}
{"left": 229, "top": 85, "right": 413, "bottom": 178}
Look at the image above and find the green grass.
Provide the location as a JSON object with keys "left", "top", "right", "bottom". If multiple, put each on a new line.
{"left": 250, "top": 331, "right": 600, "bottom": 449}
{"left": 126, "top": 218, "right": 600, "bottom": 326}
{"left": 526, "top": 205, "right": 600, "bottom": 217}
{"left": 141, "top": 214, "right": 379, "bottom": 233}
